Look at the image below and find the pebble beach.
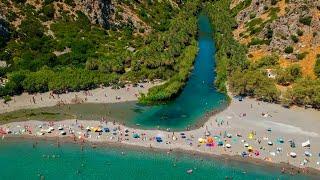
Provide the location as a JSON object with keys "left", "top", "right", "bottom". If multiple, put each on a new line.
{"left": 1, "top": 86, "right": 320, "bottom": 175}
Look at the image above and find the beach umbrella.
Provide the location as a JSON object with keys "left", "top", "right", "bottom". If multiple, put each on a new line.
{"left": 304, "top": 151, "right": 312, "bottom": 157}
{"left": 207, "top": 137, "right": 214, "bottom": 144}
{"left": 290, "top": 141, "right": 296, "bottom": 148}
{"left": 289, "top": 152, "right": 297, "bottom": 158}
{"left": 301, "top": 140, "right": 310, "bottom": 147}
{"left": 248, "top": 146, "right": 253, "bottom": 152}
{"left": 103, "top": 128, "right": 110, "bottom": 132}
{"left": 172, "top": 136, "right": 177, "bottom": 141}
{"left": 244, "top": 143, "right": 249, "bottom": 147}
{"left": 226, "top": 133, "right": 232, "bottom": 138}
{"left": 133, "top": 133, "right": 140, "bottom": 138}
{"left": 276, "top": 138, "right": 284, "bottom": 144}
{"left": 156, "top": 137, "right": 162, "bottom": 142}
{"left": 225, "top": 144, "right": 231, "bottom": 148}
{"left": 254, "top": 150, "right": 260, "bottom": 156}
{"left": 198, "top": 138, "right": 206, "bottom": 144}
{"left": 268, "top": 141, "right": 273, "bottom": 146}
{"left": 241, "top": 151, "right": 248, "bottom": 157}
{"left": 248, "top": 133, "right": 254, "bottom": 140}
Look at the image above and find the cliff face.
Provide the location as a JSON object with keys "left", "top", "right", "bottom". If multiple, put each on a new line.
{"left": 0, "top": 19, "right": 10, "bottom": 47}
{"left": 233, "top": 0, "right": 320, "bottom": 77}
{"left": 76, "top": 0, "right": 113, "bottom": 28}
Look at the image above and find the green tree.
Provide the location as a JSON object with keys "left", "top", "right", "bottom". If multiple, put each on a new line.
{"left": 314, "top": 55, "right": 320, "bottom": 78}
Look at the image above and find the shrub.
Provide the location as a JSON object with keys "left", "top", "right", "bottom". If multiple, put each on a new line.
{"left": 3, "top": 95, "right": 11, "bottom": 103}
{"left": 296, "top": 52, "right": 308, "bottom": 60}
{"left": 12, "top": 0, "right": 26, "bottom": 3}
{"left": 287, "top": 64, "right": 302, "bottom": 79}
{"left": 229, "top": 70, "right": 279, "bottom": 102}
{"left": 299, "top": 16, "right": 312, "bottom": 26}
{"left": 42, "top": 4, "right": 55, "bottom": 19}
{"left": 297, "top": 29, "right": 304, "bottom": 36}
{"left": 290, "top": 35, "right": 299, "bottom": 43}
{"left": 255, "top": 54, "right": 279, "bottom": 68}
{"left": 284, "top": 46, "right": 293, "bottom": 54}
{"left": 249, "top": 13, "right": 256, "bottom": 19}
{"left": 271, "top": 0, "right": 278, "bottom": 5}
{"left": 314, "top": 55, "right": 320, "bottom": 77}
{"left": 248, "top": 38, "right": 268, "bottom": 46}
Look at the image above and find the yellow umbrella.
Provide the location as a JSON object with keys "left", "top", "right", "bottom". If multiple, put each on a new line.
{"left": 248, "top": 133, "right": 254, "bottom": 140}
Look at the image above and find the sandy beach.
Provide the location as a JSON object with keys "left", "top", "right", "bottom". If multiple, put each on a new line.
{"left": 1, "top": 93, "right": 320, "bottom": 174}
{"left": 0, "top": 82, "right": 159, "bottom": 114}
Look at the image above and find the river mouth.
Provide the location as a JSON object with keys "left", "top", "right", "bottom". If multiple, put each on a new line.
{"left": 0, "top": 15, "right": 227, "bottom": 131}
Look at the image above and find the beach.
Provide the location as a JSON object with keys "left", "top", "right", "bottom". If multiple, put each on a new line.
{"left": 1, "top": 92, "right": 320, "bottom": 175}
{"left": 0, "top": 82, "right": 159, "bottom": 114}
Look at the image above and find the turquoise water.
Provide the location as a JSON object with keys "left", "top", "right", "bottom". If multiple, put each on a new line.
{"left": 4, "top": 15, "right": 226, "bottom": 130}
{"left": 0, "top": 140, "right": 311, "bottom": 180}
{"left": 127, "top": 15, "right": 226, "bottom": 129}
{"left": 0, "top": 16, "right": 315, "bottom": 180}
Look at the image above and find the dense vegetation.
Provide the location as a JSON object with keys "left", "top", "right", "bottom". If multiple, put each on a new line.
{"left": 204, "top": 0, "right": 320, "bottom": 108}
{"left": 138, "top": 1, "right": 200, "bottom": 104}
{"left": 2, "top": 0, "right": 320, "bottom": 109}
{"left": 0, "top": 0, "right": 200, "bottom": 104}
{"left": 204, "top": 0, "right": 249, "bottom": 92}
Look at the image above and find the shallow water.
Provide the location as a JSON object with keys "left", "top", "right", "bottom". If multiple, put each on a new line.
{"left": 127, "top": 15, "right": 226, "bottom": 129}
{"left": 3, "top": 15, "right": 226, "bottom": 130}
{"left": 0, "top": 139, "right": 311, "bottom": 180}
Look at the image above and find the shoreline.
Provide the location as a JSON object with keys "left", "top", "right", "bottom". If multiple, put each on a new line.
{"left": 3, "top": 135, "right": 320, "bottom": 177}
{"left": 0, "top": 82, "right": 159, "bottom": 114}
{"left": 1, "top": 85, "right": 320, "bottom": 174}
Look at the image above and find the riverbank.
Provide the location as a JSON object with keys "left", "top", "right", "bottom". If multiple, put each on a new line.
{"left": 1, "top": 96, "right": 320, "bottom": 173}
{"left": 0, "top": 82, "right": 159, "bottom": 114}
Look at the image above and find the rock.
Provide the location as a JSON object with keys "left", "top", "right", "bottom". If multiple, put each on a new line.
{"left": 76, "top": 0, "right": 113, "bottom": 28}
{"left": 0, "top": 19, "right": 10, "bottom": 47}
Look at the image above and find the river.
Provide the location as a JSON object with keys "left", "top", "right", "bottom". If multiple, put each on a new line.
{"left": 11, "top": 14, "right": 226, "bottom": 131}
{"left": 0, "top": 15, "right": 311, "bottom": 179}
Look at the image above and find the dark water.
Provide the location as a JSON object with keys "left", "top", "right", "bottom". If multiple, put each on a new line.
{"left": 0, "top": 140, "right": 311, "bottom": 180}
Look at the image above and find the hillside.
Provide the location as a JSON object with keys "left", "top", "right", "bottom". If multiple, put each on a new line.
{"left": 1, "top": 0, "right": 320, "bottom": 108}
{"left": 0, "top": 0, "right": 200, "bottom": 103}
{"left": 228, "top": 0, "right": 320, "bottom": 108}
{"left": 233, "top": 0, "right": 320, "bottom": 77}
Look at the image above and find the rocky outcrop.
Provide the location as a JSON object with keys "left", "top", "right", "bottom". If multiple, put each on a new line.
{"left": 0, "top": 19, "right": 10, "bottom": 48}
{"left": 76, "top": 0, "right": 113, "bottom": 28}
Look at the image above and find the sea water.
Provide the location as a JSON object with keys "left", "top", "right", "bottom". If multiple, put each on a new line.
{"left": 0, "top": 139, "right": 311, "bottom": 180}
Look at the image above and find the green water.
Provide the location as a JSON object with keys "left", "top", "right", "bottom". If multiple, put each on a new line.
{"left": 0, "top": 140, "right": 311, "bottom": 180}
{"left": 127, "top": 15, "right": 226, "bottom": 129}
{"left": 0, "top": 15, "right": 226, "bottom": 130}
{"left": 0, "top": 16, "right": 316, "bottom": 179}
